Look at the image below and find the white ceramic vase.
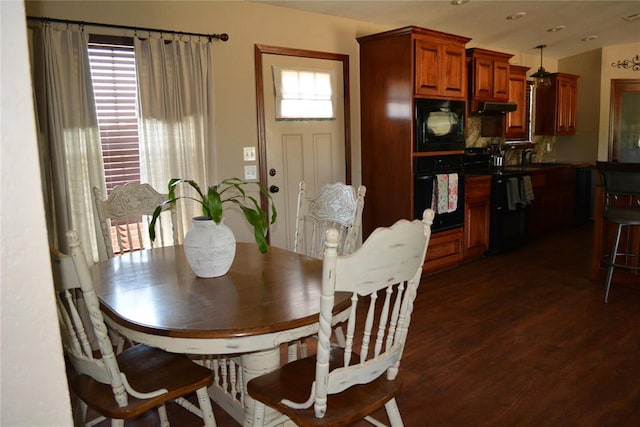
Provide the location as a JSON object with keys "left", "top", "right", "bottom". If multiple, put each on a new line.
{"left": 183, "top": 216, "right": 236, "bottom": 278}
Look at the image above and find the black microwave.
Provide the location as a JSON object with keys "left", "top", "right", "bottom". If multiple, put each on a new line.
{"left": 415, "top": 98, "right": 466, "bottom": 152}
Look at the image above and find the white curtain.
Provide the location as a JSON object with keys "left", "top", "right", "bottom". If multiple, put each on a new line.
{"left": 134, "top": 35, "right": 215, "bottom": 242}
{"left": 29, "top": 23, "right": 105, "bottom": 261}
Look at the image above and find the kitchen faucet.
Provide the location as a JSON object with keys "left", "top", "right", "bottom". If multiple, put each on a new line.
{"left": 521, "top": 148, "right": 535, "bottom": 165}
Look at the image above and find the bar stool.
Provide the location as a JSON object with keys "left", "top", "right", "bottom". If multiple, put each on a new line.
{"left": 596, "top": 161, "right": 640, "bottom": 303}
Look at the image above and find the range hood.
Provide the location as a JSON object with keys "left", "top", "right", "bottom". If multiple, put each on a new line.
{"left": 475, "top": 101, "right": 517, "bottom": 115}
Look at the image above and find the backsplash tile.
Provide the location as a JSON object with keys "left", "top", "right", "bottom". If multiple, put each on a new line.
{"left": 465, "top": 117, "right": 556, "bottom": 165}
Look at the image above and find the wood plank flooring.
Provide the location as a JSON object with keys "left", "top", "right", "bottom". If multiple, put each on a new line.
{"left": 92, "top": 223, "right": 640, "bottom": 426}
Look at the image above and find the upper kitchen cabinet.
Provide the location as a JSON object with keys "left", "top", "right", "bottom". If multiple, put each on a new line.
{"left": 505, "top": 65, "right": 531, "bottom": 140}
{"left": 535, "top": 73, "right": 579, "bottom": 135}
{"left": 415, "top": 31, "right": 470, "bottom": 100}
{"left": 467, "top": 48, "right": 513, "bottom": 112}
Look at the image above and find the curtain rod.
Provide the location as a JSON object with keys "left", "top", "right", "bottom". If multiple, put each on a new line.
{"left": 26, "top": 16, "right": 229, "bottom": 42}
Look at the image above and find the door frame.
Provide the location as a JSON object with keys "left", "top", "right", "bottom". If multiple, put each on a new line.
{"left": 609, "top": 79, "right": 640, "bottom": 161}
{"left": 254, "top": 44, "right": 352, "bottom": 233}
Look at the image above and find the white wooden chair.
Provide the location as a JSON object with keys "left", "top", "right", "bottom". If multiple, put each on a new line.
{"left": 290, "top": 181, "right": 366, "bottom": 361}
{"left": 248, "top": 209, "right": 435, "bottom": 426}
{"left": 51, "top": 230, "right": 217, "bottom": 427}
{"left": 93, "top": 183, "right": 178, "bottom": 258}
{"left": 294, "top": 181, "right": 366, "bottom": 259}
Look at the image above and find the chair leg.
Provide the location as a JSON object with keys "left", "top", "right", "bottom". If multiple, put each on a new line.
{"left": 604, "top": 224, "right": 623, "bottom": 303}
{"left": 333, "top": 325, "right": 346, "bottom": 348}
{"left": 383, "top": 398, "right": 404, "bottom": 427}
{"left": 158, "top": 404, "right": 169, "bottom": 427}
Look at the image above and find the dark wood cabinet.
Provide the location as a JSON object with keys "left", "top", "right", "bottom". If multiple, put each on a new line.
{"left": 528, "top": 167, "right": 576, "bottom": 237}
{"left": 357, "top": 26, "right": 470, "bottom": 274}
{"left": 415, "top": 38, "right": 467, "bottom": 100}
{"left": 467, "top": 48, "right": 512, "bottom": 113}
{"left": 505, "top": 65, "right": 530, "bottom": 140}
{"left": 535, "top": 73, "right": 579, "bottom": 135}
{"left": 464, "top": 175, "right": 491, "bottom": 260}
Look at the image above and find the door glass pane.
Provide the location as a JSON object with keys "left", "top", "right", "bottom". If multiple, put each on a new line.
{"left": 618, "top": 91, "right": 640, "bottom": 162}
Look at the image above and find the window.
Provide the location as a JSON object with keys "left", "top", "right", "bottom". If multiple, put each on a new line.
{"left": 88, "top": 36, "right": 144, "bottom": 254}
{"left": 88, "top": 36, "right": 140, "bottom": 194}
{"left": 272, "top": 66, "right": 335, "bottom": 120}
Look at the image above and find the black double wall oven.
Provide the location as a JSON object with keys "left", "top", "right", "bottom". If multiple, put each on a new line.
{"left": 413, "top": 98, "right": 466, "bottom": 233}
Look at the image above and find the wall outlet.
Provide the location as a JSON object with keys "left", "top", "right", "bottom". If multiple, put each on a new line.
{"left": 244, "top": 165, "right": 258, "bottom": 181}
{"left": 243, "top": 146, "right": 256, "bottom": 162}
{"left": 546, "top": 142, "right": 552, "bottom": 152}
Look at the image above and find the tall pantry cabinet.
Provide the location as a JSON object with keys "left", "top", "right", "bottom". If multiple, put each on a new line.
{"left": 357, "top": 26, "right": 471, "bottom": 273}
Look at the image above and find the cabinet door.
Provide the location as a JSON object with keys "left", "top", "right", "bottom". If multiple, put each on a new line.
{"left": 472, "top": 56, "right": 494, "bottom": 100}
{"left": 505, "top": 67, "right": 528, "bottom": 139}
{"left": 415, "top": 40, "right": 466, "bottom": 99}
{"left": 440, "top": 44, "right": 467, "bottom": 99}
{"left": 464, "top": 177, "right": 491, "bottom": 260}
{"left": 493, "top": 59, "right": 510, "bottom": 101}
{"left": 415, "top": 39, "right": 441, "bottom": 97}
{"left": 557, "top": 77, "right": 577, "bottom": 134}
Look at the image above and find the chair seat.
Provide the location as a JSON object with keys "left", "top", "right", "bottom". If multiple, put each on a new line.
{"left": 604, "top": 205, "right": 640, "bottom": 225}
{"left": 248, "top": 347, "right": 402, "bottom": 426}
{"left": 70, "top": 344, "right": 214, "bottom": 420}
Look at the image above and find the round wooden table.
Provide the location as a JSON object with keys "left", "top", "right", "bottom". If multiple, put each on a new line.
{"left": 92, "top": 243, "right": 351, "bottom": 426}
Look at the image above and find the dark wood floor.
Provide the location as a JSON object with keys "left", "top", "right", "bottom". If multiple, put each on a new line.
{"left": 95, "top": 223, "right": 640, "bottom": 426}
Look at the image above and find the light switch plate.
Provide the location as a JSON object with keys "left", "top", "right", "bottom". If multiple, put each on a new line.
{"left": 243, "top": 146, "right": 256, "bottom": 162}
{"left": 244, "top": 165, "right": 258, "bottom": 181}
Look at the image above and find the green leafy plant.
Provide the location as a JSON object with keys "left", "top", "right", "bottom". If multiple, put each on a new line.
{"left": 149, "top": 178, "right": 277, "bottom": 253}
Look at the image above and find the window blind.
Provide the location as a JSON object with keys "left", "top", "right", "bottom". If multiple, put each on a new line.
{"left": 88, "top": 40, "right": 140, "bottom": 194}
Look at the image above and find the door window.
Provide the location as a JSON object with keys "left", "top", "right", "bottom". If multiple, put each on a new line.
{"left": 272, "top": 66, "right": 335, "bottom": 120}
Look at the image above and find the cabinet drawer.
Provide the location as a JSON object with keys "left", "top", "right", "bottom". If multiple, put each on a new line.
{"left": 465, "top": 176, "right": 491, "bottom": 199}
{"left": 423, "top": 227, "right": 464, "bottom": 274}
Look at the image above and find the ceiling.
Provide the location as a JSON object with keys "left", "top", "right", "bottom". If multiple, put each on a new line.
{"left": 256, "top": 1, "right": 640, "bottom": 59}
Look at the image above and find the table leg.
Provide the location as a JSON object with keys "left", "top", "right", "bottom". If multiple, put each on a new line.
{"left": 241, "top": 347, "right": 282, "bottom": 427}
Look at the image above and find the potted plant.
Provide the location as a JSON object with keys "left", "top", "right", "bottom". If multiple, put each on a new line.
{"left": 149, "top": 177, "right": 277, "bottom": 277}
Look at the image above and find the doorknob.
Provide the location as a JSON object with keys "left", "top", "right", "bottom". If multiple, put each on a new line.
{"left": 269, "top": 185, "right": 280, "bottom": 193}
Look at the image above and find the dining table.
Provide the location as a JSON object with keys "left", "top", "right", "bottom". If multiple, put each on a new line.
{"left": 91, "top": 242, "right": 351, "bottom": 426}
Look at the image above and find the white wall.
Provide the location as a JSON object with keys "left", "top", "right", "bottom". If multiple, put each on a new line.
{"left": 555, "top": 48, "right": 602, "bottom": 162}
{"left": 0, "top": 1, "right": 73, "bottom": 425}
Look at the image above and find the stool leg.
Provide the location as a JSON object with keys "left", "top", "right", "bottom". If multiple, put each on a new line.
{"left": 604, "top": 223, "right": 623, "bottom": 303}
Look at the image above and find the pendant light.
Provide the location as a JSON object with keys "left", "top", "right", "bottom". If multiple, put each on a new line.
{"left": 531, "top": 44, "right": 552, "bottom": 87}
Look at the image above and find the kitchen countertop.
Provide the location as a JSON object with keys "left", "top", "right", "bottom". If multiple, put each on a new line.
{"left": 503, "top": 161, "right": 594, "bottom": 172}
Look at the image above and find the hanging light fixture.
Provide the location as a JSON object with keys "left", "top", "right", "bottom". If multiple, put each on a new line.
{"left": 531, "top": 44, "right": 552, "bottom": 87}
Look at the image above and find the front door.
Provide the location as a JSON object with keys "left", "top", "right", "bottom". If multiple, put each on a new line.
{"left": 610, "top": 79, "right": 640, "bottom": 162}
{"left": 255, "top": 45, "right": 351, "bottom": 251}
